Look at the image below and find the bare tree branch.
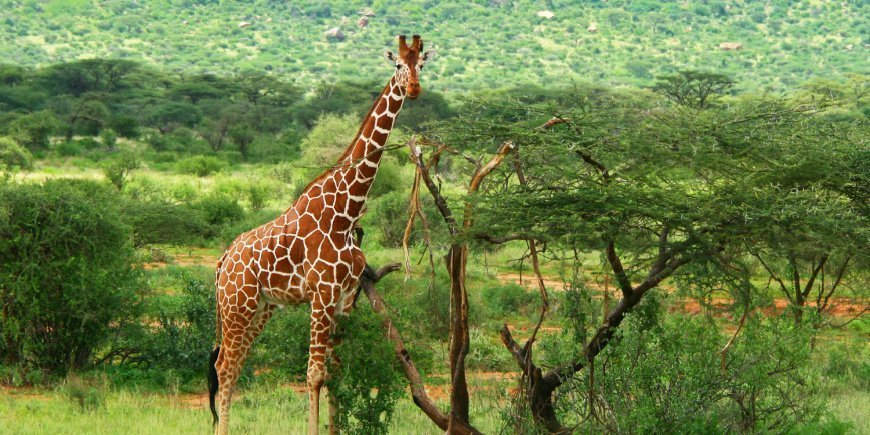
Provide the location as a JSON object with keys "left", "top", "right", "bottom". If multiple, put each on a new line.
{"left": 360, "top": 262, "right": 482, "bottom": 435}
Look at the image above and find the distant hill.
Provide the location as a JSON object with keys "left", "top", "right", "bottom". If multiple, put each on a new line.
{"left": 0, "top": 0, "right": 866, "bottom": 93}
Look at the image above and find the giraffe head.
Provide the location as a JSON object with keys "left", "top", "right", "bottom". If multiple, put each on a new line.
{"left": 384, "top": 34, "right": 434, "bottom": 100}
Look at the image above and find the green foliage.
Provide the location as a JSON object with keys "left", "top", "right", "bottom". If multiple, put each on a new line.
{"left": 0, "top": 179, "right": 142, "bottom": 375}
{"left": 217, "top": 209, "right": 281, "bottom": 247}
{"left": 102, "top": 153, "right": 141, "bottom": 190}
{"left": 250, "top": 305, "right": 311, "bottom": 380}
{"left": 111, "top": 274, "right": 216, "bottom": 386}
{"left": 61, "top": 374, "right": 106, "bottom": 413}
{"left": 99, "top": 128, "right": 117, "bottom": 149}
{"left": 0, "top": 135, "right": 32, "bottom": 169}
{"left": 174, "top": 155, "right": 227, "bottom": 177}
{"left": 298, "top": 113, "right": 358, "bottom": 176}
{"left": 482, "top": 284, "right": 538, "bottom": 317}
{"left": 367, "top": 190, "right": 407, "bottom": 248}
{"left": 245, "top": 181, "right": 271, "bottom": 212}
{"left": 122, "top": 201, "right": 208, "bottom": 247}
{"left": 9, "top": 110, "right": 60, "bottom": 150}
{"left": 652, "top": 70, "right": 734, "bottom": 109}
{"left": 108, "top": 115, "right": 139, "bottom": 138}
{"left": 550, "top": 312, "right": 830, "bottom": 433}
{"left": 327, "top": 304, "right": 404, "bottom": 434}
{"left": 194, "top": 192, "right": 245, "bottom": 234}
{"left": 1, "top": 1, "right": 863, "bottom": 92}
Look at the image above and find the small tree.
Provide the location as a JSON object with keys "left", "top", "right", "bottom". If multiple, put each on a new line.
{"left": 9, "top": 110, "right": 60, "bottom": 150}
{"left": 229, "top": 123, "right": 255, "bottom": 160}
{"left": 652, "top": 70, "right": 734, "bottom": 109}
{"left": 0, "top": 179, "right": 142, "bottom": 375}
{"left": 102, "top": 153, "right": 141, "bottom": 191}
{"left": 99, "top": 128, "right": 118, "bottom": 149}
{"left": 0, "top": 136, "right": 33, "bottom": 170}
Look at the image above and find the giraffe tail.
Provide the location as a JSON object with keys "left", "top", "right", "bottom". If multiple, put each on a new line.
{"left": 208, "top": 345, "right": 220, "bottom": 426}
{"left": 209, "top": 252, "right": 226, "bottom": 426}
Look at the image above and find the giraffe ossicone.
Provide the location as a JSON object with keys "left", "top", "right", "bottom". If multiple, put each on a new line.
{"left": 209, "top": 34, "right": 434, "bottom": 435}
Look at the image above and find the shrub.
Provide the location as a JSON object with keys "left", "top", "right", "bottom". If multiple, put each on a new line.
{"left": 61, "top": 375, "right": 106, "bottom": 413}
{"left": 111, "top": 275, "right": 216, "bottom": 386}
{"left": 218, "top": 208, "right": 281, "bottom": 246}
{"left": 54, "top": 141, "right": 83, "bottom": 157}
{"left": 545, "top": 310, "right": 830, "bottom": 433}
{"left": 8, "top": 110, "right": 60, "bottom": 150}
{"left": 249, "top": 305, "right": 312, "bottom": 380}
{"left": 194, "top": 192, "right": 245, "bottom": 237}
{"left": 102, "top": 153, "right": 141, "bottom": 190}
{"left": 108, "top": 115, "right": 139, "bottom": 138}
{"left": 298, "top": 113, "right": 358, "bottom": 178}
{"left": 367, "top": 158, "right": 404, "bottom": 199}
{"left": 245, "top": 181, "right": 271, "bottom": 211}
{"left": 122, "top": 201, "right": 208, "bottom": 247}
{"left": 99, "top": 128, "right": 117, "bottom": 149}
{"left": 0, "top": 179, "right": 142, "bottom": 376}
{"left": 327, "top": 304, "right": 404, "bottom": 434}
{"left": 368, "top": 191, "right": 407, "bottom": 247}
{"left": 482, "top": 283, "right": 538, "bottom": 317}
{"left": 0, "top": 135, "right": 32, "bottom": 169}
{"left": 175, "top": 155, "right": 227, "bottom": 177}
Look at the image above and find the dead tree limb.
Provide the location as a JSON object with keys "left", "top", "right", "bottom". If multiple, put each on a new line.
{"left": 360, "top": 262, "right": 482, "bottom": 434}
{"left": 408, "top": 139, "right": 515, "bottom": 431}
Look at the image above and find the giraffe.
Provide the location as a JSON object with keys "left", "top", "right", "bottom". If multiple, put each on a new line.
{"left": 208, "top": 35, "right": 435, "bottom": 435}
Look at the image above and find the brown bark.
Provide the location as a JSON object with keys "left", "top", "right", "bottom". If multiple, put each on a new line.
{"left": 502, "top": 239, "right": 691, "bottom": 431}
{"left": 359, "top": 263, "right": 464, "bottom": 432}
{"left": 407, "top": 139, "right": 514, "bottom": 432}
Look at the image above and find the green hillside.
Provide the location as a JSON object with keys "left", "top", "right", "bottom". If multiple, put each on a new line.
{"left": 1, "top": 0, "right": 866, "bottom": 93}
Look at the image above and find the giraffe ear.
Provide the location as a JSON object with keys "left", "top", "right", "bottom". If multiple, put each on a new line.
{"left": 421, "top": 49, "right": 436, "bottom": 62}
{"left": 384, "top": 49, "right": 396, "bottom": 64}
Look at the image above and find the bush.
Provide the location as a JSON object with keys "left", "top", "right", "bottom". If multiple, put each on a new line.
{"left": 61, "top": 374, "right": 106, "bottom": 413}
{"left": 111, "top": 275, "right": 216, "bottom": 386}
{"left": 99, "top": 128, "right": 117, "bottom": 149}
{"left": 0, "top": 179, "right": 142, "bottom": 376}
{"left": 249, "top": 305, "right": 311, "bottom": 380}
{"left": 327, "top": 304, "right": 404, "bottom": 434}
{"left": 298, "top": 113, "right": 358, "bottom": 177}
{"left": 109, "top": 115, "right": 139, "bottom": 138}
{"left": 122, "top": 200, "right": 208, "bottom": 247}
{"left": 482, "top": 283, "right": 538, "bottom": 317}
{"left": 102, "top": 153, "right": 141, "bottom": 190}
{"left": 245, "top": 181, "right": 271, "bottom": 211}
{"left": 545, "top": 311, "right": 830, "bottom": 433}
{"left": 54, "top": 141, "right": 83, "bottom": 156}
{"left": 175, "top": 155, "right": 227, "bottom": 177}
{"left": 194, "top": 192, "right": 245, "bottom": 237}
{"left": 8, "top": 110, "right": 60, "bottom": 150}
{"left": 368, "top": 191, "right": 407, "bottom": 247}
{"left": 367, "top": 158, "right": 404, "bottom": 199}
{"left": 0, "top": 135, "right": 33, "bottom": 169}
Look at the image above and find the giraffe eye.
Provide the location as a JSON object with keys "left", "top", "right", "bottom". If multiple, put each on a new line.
{"left": 396, "top": 64, "right": 402, "bottom": 69}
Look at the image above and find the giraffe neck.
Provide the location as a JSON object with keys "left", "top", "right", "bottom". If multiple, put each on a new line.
{"left": 295, "top": 75, "right": 407, "bottom": 232}
{"left": 340, "top": 74, "right": 406, "bottom": 185}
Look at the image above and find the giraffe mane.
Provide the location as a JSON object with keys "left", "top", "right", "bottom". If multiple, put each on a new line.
{"left": 294, "top": 80, "right": 392, "bottom": 200}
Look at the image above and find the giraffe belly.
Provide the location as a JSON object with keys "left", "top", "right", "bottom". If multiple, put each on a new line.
{"left": 260, "top": 271, "right": 308, "bottom": 306}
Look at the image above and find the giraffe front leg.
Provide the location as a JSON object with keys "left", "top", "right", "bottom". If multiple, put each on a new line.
{"left": 307, "top": 302, "right": 335, "bottom": 435}
{"left": 327, "top": 296, "right": 354, "bottom": 435}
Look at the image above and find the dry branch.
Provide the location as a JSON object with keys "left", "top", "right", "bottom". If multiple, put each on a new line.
{"left": 359, "top": 262, "right": 481, "bottom": 434}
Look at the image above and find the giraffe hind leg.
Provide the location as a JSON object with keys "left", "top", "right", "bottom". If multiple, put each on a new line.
{"left": 214, "top": 298, "right": 275, "bottom": 435}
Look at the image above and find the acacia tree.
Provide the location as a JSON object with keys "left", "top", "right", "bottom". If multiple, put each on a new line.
{"left": 741, "top": 119, "right": 868, "bottom": 326}
{"left": 433, "top": 86, "right": 868, "bottom": 431}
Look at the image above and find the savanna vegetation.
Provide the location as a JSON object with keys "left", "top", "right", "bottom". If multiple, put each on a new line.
{"left": 0, "top": 1, "right": 867, "bottom": 434}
